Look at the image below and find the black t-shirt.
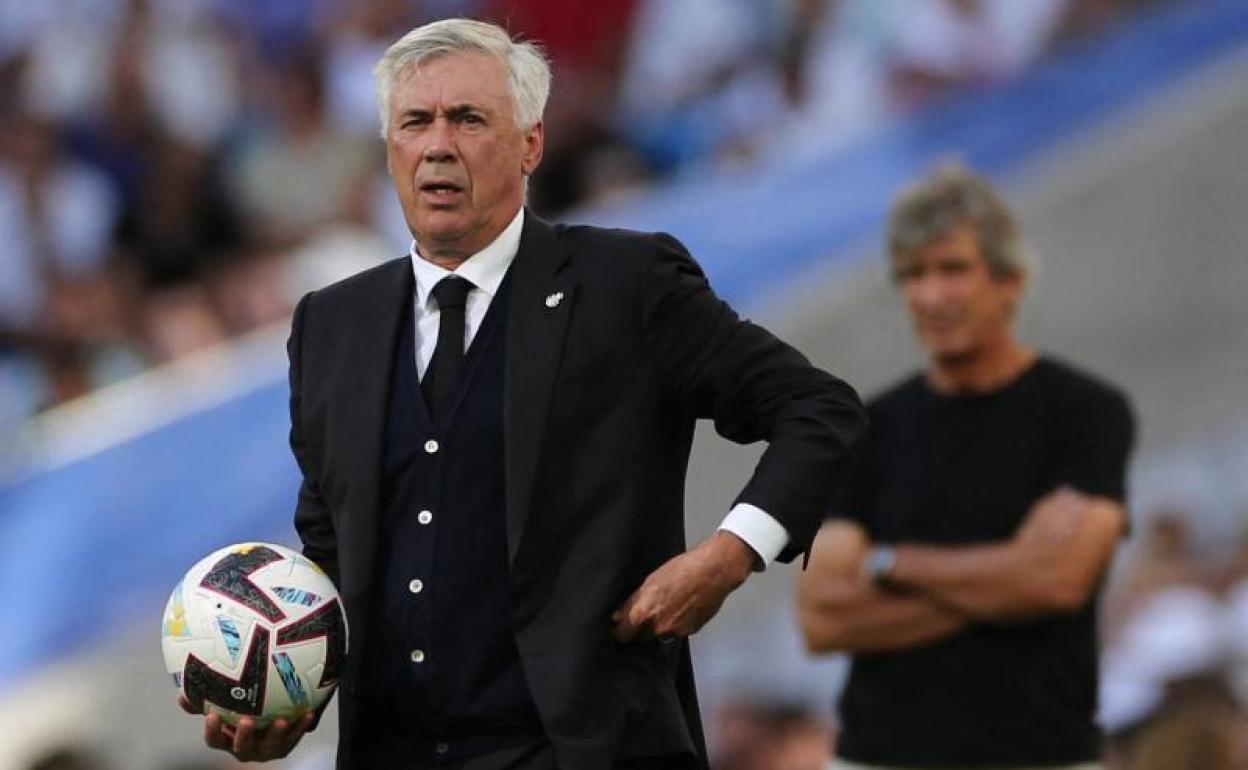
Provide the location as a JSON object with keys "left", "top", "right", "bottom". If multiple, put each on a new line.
{"left": 835, "top": 357, "right": 1134, "bottom": 767}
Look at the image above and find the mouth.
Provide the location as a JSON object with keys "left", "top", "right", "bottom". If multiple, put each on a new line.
{"left": 418, "top": 180, "right": 465, "bottom": 203}
{"left": 917, "top": 317, "right": 961, "bottom": 336}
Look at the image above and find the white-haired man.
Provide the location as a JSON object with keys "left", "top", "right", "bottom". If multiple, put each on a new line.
{"left": 799, "top": 166, "right": 1134, "bottom": 770}
{"left": 183, "top": 18, "right": 865, "bottom": 770}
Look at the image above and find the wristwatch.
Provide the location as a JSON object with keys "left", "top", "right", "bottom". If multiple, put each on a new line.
{"left": 865, "top": 545, "right": 898, "bottom": 586}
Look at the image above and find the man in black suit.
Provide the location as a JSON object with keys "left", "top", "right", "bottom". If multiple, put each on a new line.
{"left": 186, "top": 18, "right": 865, "bottom": 769}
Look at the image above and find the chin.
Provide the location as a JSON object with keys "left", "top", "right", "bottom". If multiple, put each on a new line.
{"left": 416, "top": 219, "right": 468, "bottom": 242}
{"left": 927, "top": 342, "right": 976, "bottom": 365}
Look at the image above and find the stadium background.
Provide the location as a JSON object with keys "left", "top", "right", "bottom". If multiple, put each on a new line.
{"left": 2, "top": 0, "right": 1248, "bottom": 767}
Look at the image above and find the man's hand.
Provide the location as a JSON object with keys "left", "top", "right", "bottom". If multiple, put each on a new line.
{"left": 798, "top": 521, "right": 969, "bottom": 653}
{"left": 612, "top": 530, "right": 757, "bottom": 643}
{"left": 178, "top": 694, "right": 313, "bottom": 762}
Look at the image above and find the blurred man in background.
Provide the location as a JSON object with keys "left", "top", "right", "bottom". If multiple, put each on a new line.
{"left": 184, "top": 17, "right": 865, "bottom": 770}
{"left": 799, "top": 165, "right": 1134, "bottom": 769}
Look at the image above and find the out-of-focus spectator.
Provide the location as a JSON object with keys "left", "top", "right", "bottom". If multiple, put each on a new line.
{"left": 709, "top": 697, "right": 834, "bottom": 770}
{"left": 69, "top": 31, "right": 162, "bottom": 217}
{"left": 227, "top": 45, "right": 376, "bottom": 248}
{"left": 9, "top": 0, "right": 125, "bottom": 121}
{"left": 1100, "top": 583, "right": 1229, "bottom": 733}
{"left": 1097, "top": 515, "right": 1248, "bottom": 752}
{"left": 486, "top": 0, "right": 641, "bottom": 212}
{"left": 1102, "top": 511, "right": 1204, "bottom": 642}
{"left": 321, "top": 0, "right": 422, "bottom": 137}
{"left": 212, "top": 0, "right": 336, "bottom": 63}
{"left": 614, "top": 0, "right": 791, "bottom": 172}
{"left": 761, "top": 705, "right": 835, "bottom": 770}
{"left": 1113, "top": 677, "right": 1248, "bottom": 770}
{"left": 132, "top": 0, "right": 241, "bottom": 150}
{"left": 0, "top": 112, "right": 119, "bottom": 336}
{"left": 886, "top": 0, "right": 1068, "bottom": 109}
{"left": 0, "top": 108, "right": 128, "bottom": 414}
{"left": 710, "top": 697, "right": 777, "bottom": 770}
{"left": 114, "top": 136, "right": 240, "bottom": 360}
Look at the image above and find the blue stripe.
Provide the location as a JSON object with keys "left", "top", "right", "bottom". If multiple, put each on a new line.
{"left": 0, "top": 383, "right": 299, "bottom": 687}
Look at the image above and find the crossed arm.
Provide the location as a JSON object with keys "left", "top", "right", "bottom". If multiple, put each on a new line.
{"left": 798, "top": 488, "right": 1125, "bottom": 654}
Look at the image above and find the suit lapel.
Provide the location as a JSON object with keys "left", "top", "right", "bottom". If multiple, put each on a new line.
{"left": 504, "top": 212, "right": 574, "bottom": 566}
{"left": 341, "top": 259, "right": 412, "bottom": 589}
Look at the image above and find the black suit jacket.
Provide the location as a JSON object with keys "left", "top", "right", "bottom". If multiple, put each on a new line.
{"left": 287, "top": 213, "right": 866, "bottom": 769}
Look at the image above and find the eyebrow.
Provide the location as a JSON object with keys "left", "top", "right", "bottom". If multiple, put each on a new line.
{"left": 397, "top": 103, "right": 488, "bottom": 119}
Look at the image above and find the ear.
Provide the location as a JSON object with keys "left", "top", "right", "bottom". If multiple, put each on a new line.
{"left": 997, "top": 269, "right": 1026, "bottom": 316}
{"left": 521, "top": 120, "right": 545, "bottom": 176}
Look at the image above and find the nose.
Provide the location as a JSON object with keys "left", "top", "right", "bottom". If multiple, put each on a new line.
{"left": 423, "top": 117, "right": 457, "bottom": 164}
{"left": 907, "top": 273, "right": 947, "bottom": 312}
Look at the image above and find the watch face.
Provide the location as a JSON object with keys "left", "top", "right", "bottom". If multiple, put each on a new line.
{"left": 870, "top": 546, "right": 896, "bottom": 583}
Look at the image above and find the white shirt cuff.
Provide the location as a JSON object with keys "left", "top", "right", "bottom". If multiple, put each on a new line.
{"left": 718, "top": 503, "right": 790, "bottom": 570}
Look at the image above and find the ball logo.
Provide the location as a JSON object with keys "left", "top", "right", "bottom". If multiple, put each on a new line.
{"left": 231, "top": 687, "right": 248, "bottom": 700}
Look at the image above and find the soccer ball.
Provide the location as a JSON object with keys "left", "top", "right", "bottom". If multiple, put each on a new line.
{"left": 161, "top": 542, "right": 347, "bottom": 726}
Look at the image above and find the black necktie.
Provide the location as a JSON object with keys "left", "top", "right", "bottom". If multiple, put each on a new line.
{"left": 421, "top": 276, "right": 474, "bottom": 416}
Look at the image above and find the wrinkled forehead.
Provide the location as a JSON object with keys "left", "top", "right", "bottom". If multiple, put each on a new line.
{"left": 392, "top": 51, "right": 515, "bottom": 114}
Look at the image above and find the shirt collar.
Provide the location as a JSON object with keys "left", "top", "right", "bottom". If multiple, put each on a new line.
{"left": 409, "top": 208, "right": 524, "bottom": 310}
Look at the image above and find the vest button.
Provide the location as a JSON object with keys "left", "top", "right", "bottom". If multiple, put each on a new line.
{"left": 435, "top": 742, "right": 450, "bottom": 755}
{"left": 408, "top": 579, "right": 424, "bottom": 594}
{"left": 410, "top": 649, "right": 425, "bottom": 663}
{"left": 424, "top": 439, "right": 439, "bottom": 454}
{"left": 417, "top": 509, "right": 433, "bottom": 525}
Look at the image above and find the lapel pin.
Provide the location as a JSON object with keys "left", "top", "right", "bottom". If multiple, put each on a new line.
{"left": 544, "top": 291, "right": 564, "bottom": 309}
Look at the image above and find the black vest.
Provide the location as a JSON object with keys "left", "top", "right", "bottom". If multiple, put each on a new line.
{"left": 357, "top": 275, "right": 543, "bottom": 762}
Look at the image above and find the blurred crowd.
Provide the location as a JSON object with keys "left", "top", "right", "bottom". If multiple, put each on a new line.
{"left": 1098, "top": 512, "right": 1248, "bottom": 769}
{"left": 0, "top": 0, "right": 1186, "bottom": 444}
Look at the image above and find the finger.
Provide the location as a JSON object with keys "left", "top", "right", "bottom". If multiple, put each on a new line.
{"left": 204, "top": 711, "right": 230, "bottom": 751}
{"left": 612, "top": 589, "right": 643, "bottom": 642}
{"left": 613, "top": 610, "right": 640, "bottom": 642}
{"left": 628, "top": 590, "right": 662, "bottom": 635}
{"left": 287, "top": 712, "right": 315, "bottom": 745}
{"left": 233, "top": 717, "right": 258, "bottom": 759}
{"left": 260, "top": 718, "right": 290, "bottom": 758}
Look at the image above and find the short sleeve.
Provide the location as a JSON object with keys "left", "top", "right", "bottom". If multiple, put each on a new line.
{"left": 1053, "top": 386, "right": 1135, "bottom": 503}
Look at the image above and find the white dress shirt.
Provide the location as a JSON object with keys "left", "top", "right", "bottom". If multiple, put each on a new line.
{"left": 409, "top": 208, "right": 790, "bottom": 567}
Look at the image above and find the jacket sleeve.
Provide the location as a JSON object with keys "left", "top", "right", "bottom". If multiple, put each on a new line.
{"left": 288, "top": 291, "right": 340, "bottom": 587}
{"left": 641, "top": 233, "right": 867, "bottom": 562}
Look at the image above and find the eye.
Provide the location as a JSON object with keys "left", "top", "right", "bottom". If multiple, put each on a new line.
{"left": 895, "top": 266, "right": 921, "bottom": 283}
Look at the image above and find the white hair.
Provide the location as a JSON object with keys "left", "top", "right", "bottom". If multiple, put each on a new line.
{"left": 887, "top": 162, "right": 1033, "bottom": 280}
{"left": 373, "top": 18, "right": 551, "bottom": 138}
